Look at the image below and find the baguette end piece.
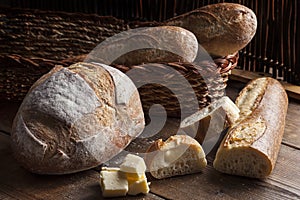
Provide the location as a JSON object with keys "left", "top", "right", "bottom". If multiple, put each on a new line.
{"left": 213, "top": 146, "right": 272, "bottom": 178}
{"left": 213, "top": 77, "right": 288, "bottom": 178}
{"left": 146, "top": 135, "right": 207, "bottom": 179}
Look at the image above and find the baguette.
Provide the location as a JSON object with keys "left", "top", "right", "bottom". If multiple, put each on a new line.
{"left": 85, "top": 26, "right": 198, "bottom": 66}
{"left": 213, "top": 77, "right": 288, "bottom": 178}
{"left": 11, "top": 62, "right": 145, "bottom": 174}
{"left": 165, "top": 3, "right": 257, "bottom": 56}
{"left": 179, "top": 96, "right": 240, "bottom": 156}
{"left": 145, "top": 135, "right": 207, "bottom": 179}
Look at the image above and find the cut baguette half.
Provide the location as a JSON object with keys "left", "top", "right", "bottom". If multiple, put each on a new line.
{"left": 179, "top": 96, "right": 240, "bottom": 151}
{"left": 146, "top": 135, "right": 207, "bottom": 179}
{"left": 213, "top": 77, "right": 288, "bottom": 178}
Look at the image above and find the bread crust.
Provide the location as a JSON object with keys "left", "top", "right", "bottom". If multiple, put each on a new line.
{"left": 85, "top": 26, "right": 198, "bottom": 66}
{"left": 11, "top": 62, "right": 145, "bottom": 174}
{"left": 213, "top": 77, "right": 288, "bottom": 178}
{"left": 166, "top": 3, "right": 257, "bottom": 56}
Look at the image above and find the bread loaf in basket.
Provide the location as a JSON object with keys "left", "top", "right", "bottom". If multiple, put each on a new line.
{"left": 0, "top": 3, "right": 256, "bottom": 119}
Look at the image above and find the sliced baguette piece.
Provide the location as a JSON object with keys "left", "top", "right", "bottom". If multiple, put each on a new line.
{"left": 213, "top": 77, "right": 288, "bottom": 178}
{"left": 179, "top": 96, "right": 240, "bottom": 148}
{"left": 146, "top": 135, "right": 207, "bottom": 179}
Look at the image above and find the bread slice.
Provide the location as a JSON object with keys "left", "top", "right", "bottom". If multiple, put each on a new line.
{"left": 179, "top": 96, "right": 240, "bottom": 145}
{"left": 146, "top": 135, "right": 207, "bottom": 179}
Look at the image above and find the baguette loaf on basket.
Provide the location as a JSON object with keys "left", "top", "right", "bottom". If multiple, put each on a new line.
{"left": 85, "top": 26, "right": 198, "bottom": 66}
{"left": 213, "top": 77, "right": 288, "bottom": 178}
{"left": 165, "top": 3, "right": 257, "bottom": 57}
{"left": 11, "top": 62, "right": 145, "bottom": 174}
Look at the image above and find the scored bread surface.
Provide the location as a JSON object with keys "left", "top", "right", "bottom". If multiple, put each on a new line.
{"left": 11, "top": 62, "right": 145, "bottom": 174}
{"left": 213, "top": 77, "right": 288, "bottom": 178}
{"left": 86, "top": 26, "right": 198, "bottom": 65}
{"left": 166, "top": 3, "right": 257, "bottom": 56}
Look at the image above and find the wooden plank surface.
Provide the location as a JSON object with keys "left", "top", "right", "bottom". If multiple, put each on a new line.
{"left": 150, "top": 144, "right": 300, "bottom": 200}
{"left": 230, "top": 69, "right": 300, "bottom": 100}
{"left": 0, "top": 101, "right": 20, "bottom": 134}
{"left": 0, "top": 133, "right": 164, "bottom": 200}
{"left": 1, "top": 81, "right": 300, "bottom": 200}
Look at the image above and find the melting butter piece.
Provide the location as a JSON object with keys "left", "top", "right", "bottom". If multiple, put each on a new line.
{"left": 99, "top": 167, "right": 128, "bottom": 198}
{"left": 121, "top": 154, "right": 150, "bottom": 195}
{"left": 128, "top": 177, "right": 150, "bottom": 195}
{"left": 126, "top": 173, "right": 150, "bottom": 195}
{"left": 126, "top": 172, "right": 145, "bottom": 182}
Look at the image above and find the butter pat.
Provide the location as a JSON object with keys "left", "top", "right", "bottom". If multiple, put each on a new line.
{"left": 126, "top": 172, "right": 145, "bottom": 182}
{"left": 121, "top": 154, "right": 149, "bottom": 195}
{"left": 128, "top": 178, "right": 150, "bottom": 195}
{"left": 120, "top": 154, "right": 147, "bottom": 173}
{"left": 125, "top": 173, "right": 150, "bottom": 195}
{"left": 99, "top": 154, "right": 150, "bottom": 198}
{"left": 100, "top": 167, "right": 128, "bottom": 198}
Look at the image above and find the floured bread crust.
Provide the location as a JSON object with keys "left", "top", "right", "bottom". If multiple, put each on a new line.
{"left": 85, "top": 26, "right": 198, "bottom": 66}
{"left": 11, "top": 62, "right": 145, "bottom": 174}
{"left": 213, "top": 77, "right": 288, "bottom": 178}
{"left": 166, "top": 3, "right": 257, "bottom": 56}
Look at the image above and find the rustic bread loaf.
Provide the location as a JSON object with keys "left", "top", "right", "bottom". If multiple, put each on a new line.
{"left": 11, "top": 62, "right": 145, "bottom": 174}
{"left": 165, "top": 3, "right": 257, "bottom": 56}
{"left": 213, "top": 77, "right": 288, "bottom": 178}
{"left": 85, "top": 26, "right": 198, "bottom": 66}
{"left": 146, "top": 135, "right": 207, "bottom": 179}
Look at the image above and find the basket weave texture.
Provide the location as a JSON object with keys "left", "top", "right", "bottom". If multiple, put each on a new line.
{"left": 0, "top": 7, "right": 238, "bottom": 117}
{"left": 0, "top": 52, "right": 238, "bottom": 118}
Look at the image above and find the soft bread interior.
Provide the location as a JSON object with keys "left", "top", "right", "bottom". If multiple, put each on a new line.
{"left": 148, "top": 135, "right": 207, "bottom": 179}
{"left": 150, "top": 146, "right": 206, "bottom": 179}
{"left": 213, "top": 146, "right": 272, "bottom": 178}
{"left": 234, "top": 77, "right": 268, "bottom": 123}
{"left": 213, "top": 78, "right": 272, "bottom": 178}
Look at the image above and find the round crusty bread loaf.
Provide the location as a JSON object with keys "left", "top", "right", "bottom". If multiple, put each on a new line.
{"left": 85, "top": 26, "right": 198, "bottom": 66}
{"left": 165, "top": 3, "right": 257, "bottom": 56}
{"left": 11, "top": 62, "right": 145, "bottom": 174}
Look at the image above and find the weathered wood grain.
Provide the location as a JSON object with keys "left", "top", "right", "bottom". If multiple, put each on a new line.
{"left": 150, "top": 144, "right": 300, "bottom": 200}
{"left": 1, "top": 82, "right": 300, "bottom": 200}
{"left": 0, "top": 133, "right": 163, "bottom": 200}
{"left": 230, "top": 69, "right": 300, "bottom": 100}
{"left": 283, "top": 102, "right": 300, "bottom": 148}
{"left": 266, "top": 145, "right": 300, "bottom": 196}
{"left": 0, "top": 101, "right": 20, "bottom": 134}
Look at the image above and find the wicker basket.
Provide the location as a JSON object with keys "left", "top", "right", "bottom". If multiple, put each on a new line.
{"left": 113, "top": 52, "right": 238, "bottom": 117}
{"left": 2, "top": 0, "right": 299, "bottom": 85}
{"left": 0, "top": 7, "right": 238, "bottom": 118}
{"left": 0, "top": 52, "right": 238, "bottom": 117}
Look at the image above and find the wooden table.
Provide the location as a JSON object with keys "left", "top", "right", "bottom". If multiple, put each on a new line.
{"left": 1, "top": 80, "right": 300, "bottom": 200}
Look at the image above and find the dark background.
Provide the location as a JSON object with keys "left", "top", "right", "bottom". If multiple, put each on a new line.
{"left": 0, "top": 0, "right": 299, "bottom": 84}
